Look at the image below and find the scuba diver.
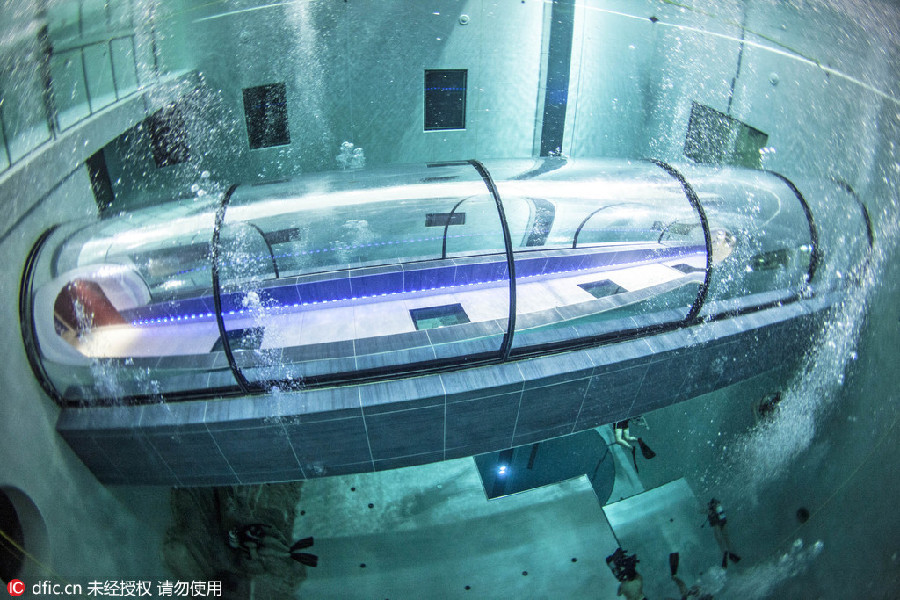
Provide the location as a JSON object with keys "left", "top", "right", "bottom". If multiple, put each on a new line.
{"left": 614, "top": 420, "right": 639, "bottom": 449}
{"left": 606, "top": 548, "right": 645, "bottom": 600}
{"left": 754, "top": 391, "right": 783, "bottom": 422}
{"left": 227, "top": 523, "right": 318, "bottom": 567}
{"left": 614, "top": 418, "right": 656, "bottom": 473}
{"left": 706, "top": 499, "right": 740, "bottom": 568}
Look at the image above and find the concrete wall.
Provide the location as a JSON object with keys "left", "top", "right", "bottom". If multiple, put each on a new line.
{"left": 0, "top": 2, "right": 193, "bottom": 580}
{"left": 0, "top": 167, "right": 171, "bottom": 581}
{"left": 105, "top": 0, "right": 546, "bottom": 205}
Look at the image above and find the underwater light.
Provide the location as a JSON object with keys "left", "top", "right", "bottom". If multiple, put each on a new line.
{"left": 497, "top": 464, "right": 509, "bottom": 477}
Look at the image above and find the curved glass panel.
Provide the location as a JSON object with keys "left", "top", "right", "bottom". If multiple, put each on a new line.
{"left": 494, "top": 160, "right": 706, "bottom": 350}
{"left": 791, "top": 178, "right": 871, "bottom": 289}
{"left": 26, "top": 160, "right": 866, "bottom": 404}
{"left": 217, "top": 164, "right": 509, "bottom": 387}
{"left": 679, "top": 166, "right": 813, "bottom": 316}
{"left": 29, "top": 197, "right": 236, "bottom": 403}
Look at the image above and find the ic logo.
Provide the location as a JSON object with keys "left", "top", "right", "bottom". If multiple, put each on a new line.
{"left": 6, "top": 579, "right": 25, "bottom": 596}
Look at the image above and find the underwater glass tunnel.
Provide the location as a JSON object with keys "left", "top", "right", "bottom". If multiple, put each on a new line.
{"left": 1, "top": 1, "right": 898, "bottom": 598}
{"left": 24, "top": 159, "right": 871, "bottom": 404}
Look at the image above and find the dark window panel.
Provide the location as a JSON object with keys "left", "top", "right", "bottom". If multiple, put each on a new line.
{"left": 425, "top": 212, "right": 466, "bottom": 227}
{"left": 85, "top": 149, "right": 115, "bottom": 212}
{"left": 684, "top": 101, "right": 768, "bottom": 170}
{"left": 425, "top": 69, "right": 467, "bottom": 131}
{"left": 243, "top": 83, "right": 290, "bottom": 149}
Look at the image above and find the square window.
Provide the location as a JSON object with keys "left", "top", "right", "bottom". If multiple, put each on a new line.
{"left": 579, "top": 279, "right": 627, "bottom": 299}
{"left": 684, "top": 102, "right": 768, "bottom": 169}
{"left": 243, "top": 83, "right": 290, "bottom": 149}
{"left": 425, "top": 69, "right": 467, "bottom": 131}
{"left": 410, "top": 303, "right": 470, "bottom": 330}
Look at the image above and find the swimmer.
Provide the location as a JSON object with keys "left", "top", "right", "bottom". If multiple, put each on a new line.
{"left": 706, "top": 499, "right": 741, "bottom": 568}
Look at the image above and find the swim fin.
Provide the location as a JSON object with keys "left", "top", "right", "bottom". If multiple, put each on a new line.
{"left": 728, "top": 552, "right": 741, "bottom": 563}
{"left": 669, "top": 552, "right": 680, "bottom": 577}
{"left": 631, "top": 446, "right": 639, "bottom": 473}
{"left": 638, "top": 438, "right": 656, "bottom": 459}
{"left": 292, "top": 552, "right": 318, "bottom": 567}
{"left": 291, "top": 537, "right": 314, "bottom": 552}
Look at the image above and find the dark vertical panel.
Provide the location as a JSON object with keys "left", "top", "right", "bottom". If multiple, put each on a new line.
{"left": 539, "top": 0, "right": 575, "bottom": 157}
{"left": 0, "top": 490, "right": 25, "bottom": 581}
{"left": 148, "top": 103, "right": 190, "bottom": 167}
{"left": 36, "top": 24, "right": 59, "bottom": 137}
{"left": 424, "top": 69, "right": 467, "bottom": 130}
{"left": 243, "top": 83, "right": 290, "bottom": 149}
{"left": 86, "top": 149, "right": 115, "bottom": 212}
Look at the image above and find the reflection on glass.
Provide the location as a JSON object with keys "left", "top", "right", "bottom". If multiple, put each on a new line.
{"left": 26, "top": 160, "right": 868, "bottom": 404}
{"left": 679, "top": 166, "right": 816, "bottom": 315}
{"left": 500, "top": 160, "right": 707, "bottom": 350}
{"left": 218, "top": 165, "right": 509, "bottom": 387}
{"left": 30, "top": 199, "right": 230, "bottom": 403}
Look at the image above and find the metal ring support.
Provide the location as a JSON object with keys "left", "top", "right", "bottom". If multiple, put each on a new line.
{"left": 19, "top": 226, "right": 65, "bottom": 405}
{"left": 767, "top": 171, "right": 819, "bottom": 284}
{"left": 648, "top": 159, "right": 712, "bottom": 322}
{"left": 467, "top": 159, "right": 517, "bottom": 360}
{"left": 211, "top": 183, "right": 252, "bottom": 394}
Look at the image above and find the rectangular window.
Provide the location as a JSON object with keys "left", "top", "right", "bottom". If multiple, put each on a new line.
{"left": 410, "top": 304, "right": 470, "bottom": 330}
{"left": 425, "top": 212, "right": 466, "bottom": 227}
{"left": 86, "top": 149, "right": 115, "bottom": 212}
{"left": 684, "top": 102, "right": 768, "bottom": 169}
{"left": 243, "top": 83, "right": 290, "bottom": 149}
{"left": 425, "top": 69, "right": 467, "bottom": 131}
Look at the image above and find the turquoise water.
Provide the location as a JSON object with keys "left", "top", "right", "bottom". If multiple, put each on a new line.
{"left": 1, "top": 1, "right": 898, "bottom": 598}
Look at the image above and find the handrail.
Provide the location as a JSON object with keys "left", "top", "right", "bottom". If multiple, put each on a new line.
{"left": 246, "top": 222, "right": 280, "bottom": 278}
{"left": 834, "top": 179, "right": 874, "bottom": 249}
{"left": 441, "top": 197, "right": 468, "bottom": 260}
{"left": 573, "top": 205, "right": 612, "bottom": 249}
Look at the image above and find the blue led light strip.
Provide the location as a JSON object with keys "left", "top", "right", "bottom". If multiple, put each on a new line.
{"left": 129, "top": 245, "right": 705, "bottom": 327}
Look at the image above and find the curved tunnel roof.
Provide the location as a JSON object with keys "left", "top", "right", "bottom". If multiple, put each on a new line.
{"left": 21, "top": 158, "right": 871, "bottom": 406}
